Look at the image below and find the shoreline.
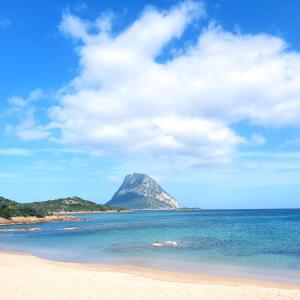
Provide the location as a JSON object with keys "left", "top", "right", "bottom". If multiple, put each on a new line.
{"left": 1, "top": 251, "right": 300, "bottom": 300}
{"left": 56, "top": 259, "right": 300, "bottom": 290}
{"left": 1, "top": 250, "right": 300, "bottom": 289}
{"left": 53, "top": 209, "right": 129, "bottom": 215}
{"left": 0, "top": 209, "right": 130, "bottom": 225}
{"left": 0, "top": 215, "right": 82, "bottom": 226}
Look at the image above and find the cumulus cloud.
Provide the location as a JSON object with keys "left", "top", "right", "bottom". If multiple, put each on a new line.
{"left": 12, "top": 1, "right": 300, "bottom": 166}
{"left": 8, "top": 89, "right": 44, "bottom": 110}
{"left": 6, "top": 117, "right": 50, "bottom": 141}
{"left": 51, "top": 1, "right": 242, "bottom": 165}
{"left": 6, "top": 89, "right": 51, "bottom": 141}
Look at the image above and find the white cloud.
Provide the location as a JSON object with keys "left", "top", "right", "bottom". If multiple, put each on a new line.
{"left": 8, "top": 89, "right": 44, "bottom": 107}
{"left": 6, "top": 89, "right": 50, "bottom": 141}
{"left": 0, "top": 148, "right": 31, "bottom": 156}
{"left": 11, "top": 1, "right": 300, "bottom": 166}
{"left": 8, "top": 96, "right": 27, "bottom": 109}
{"left": 250, "top": 133, "right": 266, "bottom": 146}
{"left": 6, "top": 118, "right": 50, "bottom": 141}
{"left": 28, "top": 89, "right": 44, "bottom": 102}
{"left": 51, "top": 1, "right": 241, "bottom": 165}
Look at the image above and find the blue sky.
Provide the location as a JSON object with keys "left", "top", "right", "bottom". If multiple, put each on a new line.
{"left": 1, "top": 0, "right": 300, "bottom": 208}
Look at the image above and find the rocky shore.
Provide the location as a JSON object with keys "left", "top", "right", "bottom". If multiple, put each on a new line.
{"left": 53, "top": 210, "right": 125, "bottom": 215}
{"left": 0, "top": 215, "right": 81, "bottom": 226}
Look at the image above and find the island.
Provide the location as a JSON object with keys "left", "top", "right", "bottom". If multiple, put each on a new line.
{"left": 106, "top": 173, "right": 179, "bottom": 209}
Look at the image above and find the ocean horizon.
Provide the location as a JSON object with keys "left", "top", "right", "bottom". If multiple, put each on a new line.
{"left": 1, "top": 209, "right": 299, "bottom": 283}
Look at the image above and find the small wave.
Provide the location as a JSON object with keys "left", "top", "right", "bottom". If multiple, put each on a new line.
{"left": 165, "top": 240, "right": 180, "bottom": 246}
{"left": 152, "top": 240, "right": 181, "bottom": 247}
{"left": 0, "top": 227, "right": 40, "bottom": 233}
{"left": 62, "top": 227, "right": 81, "bottom": 231}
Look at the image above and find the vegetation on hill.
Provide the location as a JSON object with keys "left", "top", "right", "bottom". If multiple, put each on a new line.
{"left": 29, "top": 196, "right": 118, "bottom": 213}
{"left": 0, "top": 196, "right": 48, "bottom": 219}
{"left": 0, "top": 196, "right": 120, "bottom": 220}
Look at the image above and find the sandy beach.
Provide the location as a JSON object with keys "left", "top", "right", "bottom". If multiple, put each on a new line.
{"left": 0, "top": 252, "right": 299, "bottom": 300}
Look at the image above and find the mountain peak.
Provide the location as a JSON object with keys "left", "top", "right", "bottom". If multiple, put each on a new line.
{"left": 106, "top": 173, "right": 179, "bottom": 209}
{"left": 123, "top": 173, "right": 147, "bottom": 184}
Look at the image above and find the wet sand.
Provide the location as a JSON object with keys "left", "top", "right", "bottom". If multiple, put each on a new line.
{"left": 0, "top": 252, "right": 299, "bottom": 300}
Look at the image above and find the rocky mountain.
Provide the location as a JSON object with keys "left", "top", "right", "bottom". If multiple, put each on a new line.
{"left": 106, "top": 173, "right": 179, "bottom": 209}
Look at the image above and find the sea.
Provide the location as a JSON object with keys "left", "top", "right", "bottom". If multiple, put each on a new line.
{"left": 0, "top": 209, "right": 300, "bottom": 283}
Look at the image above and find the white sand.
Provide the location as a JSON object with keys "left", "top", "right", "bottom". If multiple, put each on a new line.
{"left": 0, "top": 252, "right": 299, "bottom": 300}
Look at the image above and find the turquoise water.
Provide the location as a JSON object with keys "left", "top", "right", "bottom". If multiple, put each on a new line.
{"left": 1, "top": 209, "right": 300, "bottom": 283}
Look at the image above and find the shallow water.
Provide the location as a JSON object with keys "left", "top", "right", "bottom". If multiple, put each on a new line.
{"left": 1, "top": 209, "right": 300, "bottom": 283}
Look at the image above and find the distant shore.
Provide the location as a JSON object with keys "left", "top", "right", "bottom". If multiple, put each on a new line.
{"left": 0, "top": 209, "right": 130, "bottom": 226}
{"left": 0, "top": 251, "right": 299, "bottom": 300}
{"left": 0, "top": 215, "right": 82, "bottom": 226}
{"left": 53, "top": 209, "right": 129, "bottom": 215}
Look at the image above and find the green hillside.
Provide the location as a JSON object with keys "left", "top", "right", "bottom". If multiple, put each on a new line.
{"left": 29, "top": 196, "right": 117, "bottom": 213}
{"left": 0, "top": 196, "right": 119, "bottom": 219}
{"left": 0, "top": 196, "right": 47, "bottom": 219}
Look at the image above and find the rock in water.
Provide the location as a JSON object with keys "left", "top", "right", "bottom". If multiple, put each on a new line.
{"left": 106, "top": 173, "right": 179, "bottom": 209}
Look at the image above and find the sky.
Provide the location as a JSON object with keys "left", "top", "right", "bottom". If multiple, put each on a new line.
{"left": 1, "top": 0, "right": 300, "bottom": 209}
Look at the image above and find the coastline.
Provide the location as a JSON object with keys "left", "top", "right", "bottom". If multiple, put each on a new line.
{"left": 0, "top": 215, "right": 82, "bottom": 226}
{"left": 0, "top": 209, "right": 128, "bottom": 225}
{"left": 53, "top": 209, "right": 129, "bottom": 215}
{"left": 1, "top": 251, "right": 299, "bottom": 300}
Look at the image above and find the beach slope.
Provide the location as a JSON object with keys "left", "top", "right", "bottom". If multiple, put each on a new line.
{"left": 0, "top": 252, "right": 299, "bottom": 300}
